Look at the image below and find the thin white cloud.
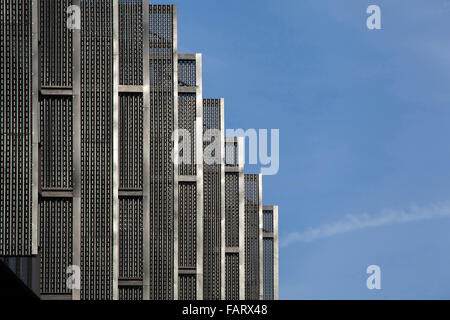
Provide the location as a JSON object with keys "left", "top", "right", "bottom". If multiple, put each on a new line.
{"left": 281, "top": 203, "right": 450, "bottom": 248}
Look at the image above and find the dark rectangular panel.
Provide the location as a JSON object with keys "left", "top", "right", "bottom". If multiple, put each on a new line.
{"left": 0, "top": 0, "right": 33, "bottom": 256}
{"left": 119, "top": 197, "right": 143, "bottom": 280}
{"left": 179, "top": 274, "right": 196, "bottom": 300}
{"left": 202, "top": 99, "right": 222, "bottom": 300}
{"left": 119, "top": 93, "right": 143, "bottom": 190}
{"left": 40, "top": 96, "right": 73, "bottom": 190}
{"left": 40, "top": 0, "right": 73, "bottom": 88}
{"left": 148, "top": 4, "right": 175, "bottom": 300}
{"left": 119, "top": 0, "right": 143, "bottom": 86}
{"left": 179, "top": 93, "right": 196, "bottom": 176}
{"left": 39, "top": 199, "right": 73, "bottom": 295}
{"left": 179, "top": 183, "right": 197, "bottom": 269}
{"left": 244, "top": 174, "right": 260, "bottom": 300}
{"left": 80, "top": 0, "right": 114, "bottom": 300}
{"left": 178, "top": 60, "right": 196, "bottom": 88}
{"left": 225, "top": 253, "right": 239, "bottom": 300}
{"left": 119, "top": 286, "right": 143, "bottom": 300}
{"left": 263, "top": 238, "right": 274, "bottom": 300}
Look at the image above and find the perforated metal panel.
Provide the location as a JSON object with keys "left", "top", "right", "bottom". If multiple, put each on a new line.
{"left": 120, "top": 93, "right": 143, "bottom": 190}
{"left": 80, "top": 0, "right": 114, "bottom": 300}
{"left": 0, "top": 0, "right": 34, "bottom": 256}
{"left": 179, "top": 274, "right": 196, "bottom": 300}
{"left": 178, "top": 59, "right": 196, "bottom": 87}
{"left": 119, "top": 286, "right": 143, "bottom": 300}
{"left": 263, "top": 238, "right": 274, "bottom": 300}
{"left": 225, "top": 141, "right": 238, "bottom": 167}
{"left": 179, "top": 93, "right": 196, "bottom": 176}
{"left": 178, "top": 183, "right": 197, "bottom": 269}
{"left": 263, "top": 210, "right": 273, "bottom": 233}
{"left": 225, "top": 253, "right": 239, "bottom": 300}
{"left": 202, "top": 99, "right": 222, "bottom": 300}
{"left": 119, "top": 0, "right": 143, "bottom": 86}
{"left": 244, "top": 174, "right": 260, "bottom": 300}
{"left": 225, "top": 173, "right": 240, "bottom": 248}
{"left": 40, "top": 199, "right": 73, "bottom": 295}
{"left": 148, "top": 4, "right": 175, "bottom": 300}
{"left": 119, "top": 198, "right": 143, "bottom": 279}
{"left": 40, "top": 0, "right": 73, "bottom": 88}
{"left": 40, "top": 97, "right": 73, "bottom": 190}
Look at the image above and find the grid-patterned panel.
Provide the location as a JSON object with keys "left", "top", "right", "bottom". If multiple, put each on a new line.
{"left": 39, "top": 199, "right": 73, "bottom": 295}
{"left": 263, "top": 209, "right": 274, "bottom": 233}
{"left": 203, "top": 99, "right": 222, "bottom": 300}
{"left": 179, "top": 183, "right": 197, "bottom": 269}
{"left": 148, "top": 4, "right": 175, "bottom": 300}
{"left": 179, "top": 275, "right": 197, "bottom": 300}
{"left": 225, "top": 173, "right": 239, "bottom": 248}
{"left": 203, "top": 99, "right": 220, "bottom": 131}
{"left": 225, "top": 141, "right": 238, "bottom": 167}
{"left": 120, "top": 93, "right": 143, "bottom": 190}
{"left": 178, "top": 93, "right": 196, "bottom": 176}
{"left": 119, "top": 286, "right": 143, "bottom": 300}
{"left": 80, "top": 0, "right": 114, "bottom": 300}
{"left": 225, "top": 253, "right": 240, "bottom": 300}
{"left": 119, "top": 0, "right": 143, "bottom": 86}
{"left": 178, "top": 60, "right": 196, "bottom": 87}
{"left": 263, "top": 238, "right": 274, "bottom": 300}
{"left": 119, "top": 197, "right": 143, "bottom": 279}
{"left": 40, "top": 0, "right": 73, "bottom": 88}
{"left": 40, "top": 96, "right": 73, "bottom": 190}
{"left": 245, "top": 174, "right": 260, "bottom": 300}
{"left": 0, "top": 0, "right": 33, "bottom": 256}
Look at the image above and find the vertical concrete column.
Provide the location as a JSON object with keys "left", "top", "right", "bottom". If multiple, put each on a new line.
{"left": 31, "top": 0, "right": 39, "bottom": 256}
{"left": 112, "top": 0, "right": 120, "bottom": 300}
{"left": 142, "top": 0, "right": 150, "bottom": 301}
{"left": 173, "top": 5, "right": 179, "bottom": 300}
{"left": 237, "top": 138, "right": 246, "bottom": 300}
{"left": 258, "top": 174, "right": 263, "bottom": 300}
{"left": 220, "top": 99, "right": 226, "bottom": 300}
{"left": 195, "top": 54, "right": 204, "bottom": 300}
{"left": 72, "top": 0, "right": 81, "bottom": 301}
{"left": 273, "top": 206, "right": 279, "bottom": 300}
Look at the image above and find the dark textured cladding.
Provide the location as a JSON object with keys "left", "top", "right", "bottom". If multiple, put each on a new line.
{"left": 203, "top": 99, "right": 222, "bottom": 300}
{"left": 120, "top": 93, "right": 143, "bottom": 190}
{"left": 179, "top": 275, "right": 197, "bottom": 300}
{"left": 263, "top": 210, "right": 273, "bottom": 233}
{"left": 225, "top": 173, "right": 239, "bottom": 248}
{"left": 39, "top": 199, "right": 73, "bottom": 295}
{"left": 119, "top": 198, "right": 143, "bottom": 279}
{"left": 0, "top": 0, "right": 33, "bottom": 255}
{"left": 179, "top": 183, "right": 197, "bottom": 269}
{"left": 225, "top": 254, "right": 239, "bottom": 300}
{"left": 263, "top": 238, "right": 274, "bottom": 300}
{"left": 119, "top": 286, "right": 143, "bottom": 300}
{"left": 119, "top": 0, "right": 143, "bottom": 86}
{"left": 178, "top": 93, "right": 196, "bottom": 176}
{"left": 244, "top": 174, "right": 260, "bottom": 300}
{"left": 178, "top": 59, "right": 196, "bottom": 87}
{"left": 80, "top": 0, "right": 114, "bottom": 300}
{"left": 40, "top": 97, "right": 73, "bottom": 190}
{"left": 225, "top": 140, "right": 238, "bottom": 167}
{"left": 149, "top": 4, "right": 175, "bottom": 300}
{"left": 40, "top": 0, "right": 73, "bottom": 88}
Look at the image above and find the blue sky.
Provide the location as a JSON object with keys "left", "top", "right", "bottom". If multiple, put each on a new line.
{"left": 153, "top": 0, "right": 450, "bottom": 299}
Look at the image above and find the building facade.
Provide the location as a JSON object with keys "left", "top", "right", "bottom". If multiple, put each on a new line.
{"left": 0, "top": 0, "right": 278, "bottom": 300}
